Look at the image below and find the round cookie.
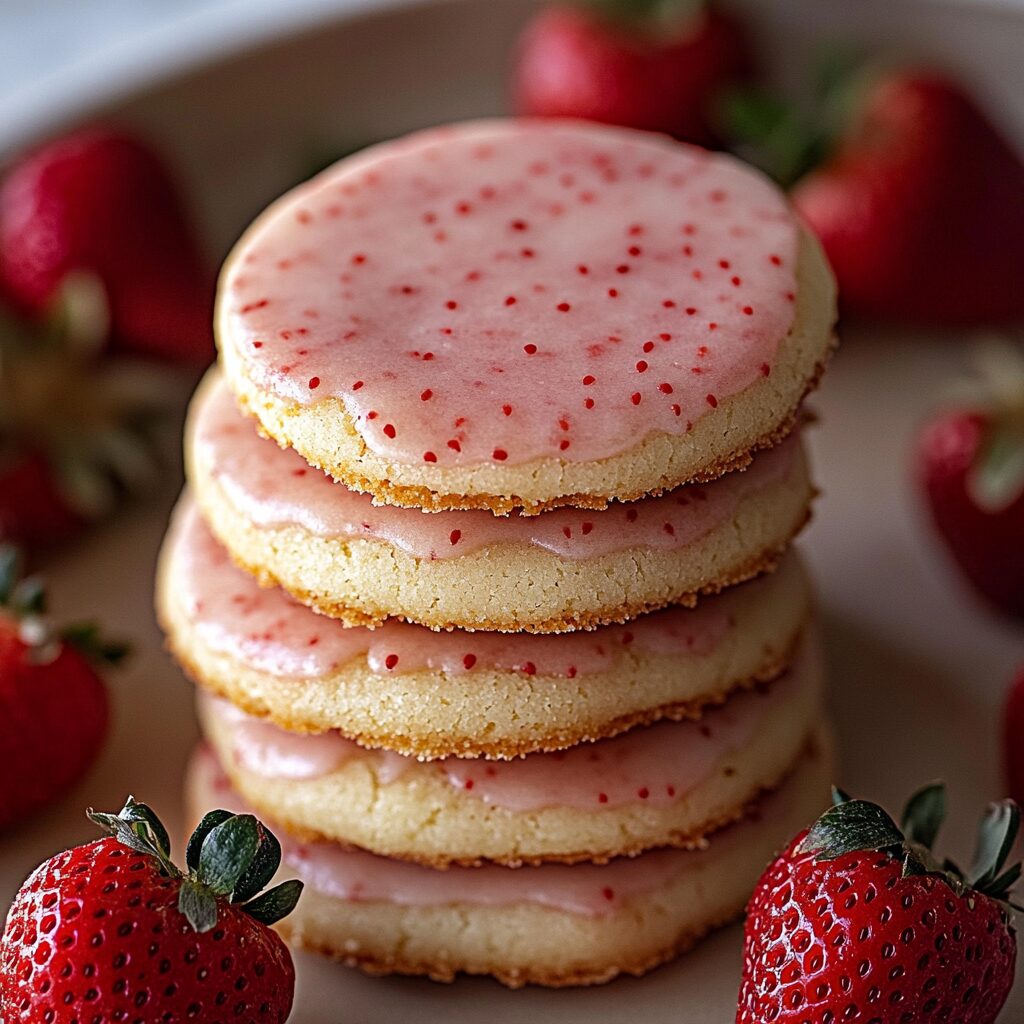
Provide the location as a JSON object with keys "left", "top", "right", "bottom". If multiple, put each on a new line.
{"left": 186, "top": 732, "right": 833, "bottom": 987}
{"left": 158, "top": 499, "right": 812, "bottom": 757}
{"left": 187, "top": 372, "right": 815, "bottom": 632}
{"left": 197, "top": 634, "right": 820, "bottom": 866}
{"left": 217, "top": 119, "right": 836, "bottom": 514}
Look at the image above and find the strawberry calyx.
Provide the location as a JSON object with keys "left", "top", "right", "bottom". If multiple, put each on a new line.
{"left": 0, "top": 543, "right": 128, "bottom": 665}
{"left": 87, "top": 797, "right": 304, "bottom": 934}
{"left": 719, "top": 49, "right": 867, "bottom": 188}
{"left": 798, "top": 783, "right": 1022, "bottom": 909}
{"left": 0, "top": 273, "right": 171, "bottom": 528}
{"left": 575, "top": 0, "right": 705, "bottom": 36}
{"left": 962, "top": 341, "right": 1024, "bottom": 514}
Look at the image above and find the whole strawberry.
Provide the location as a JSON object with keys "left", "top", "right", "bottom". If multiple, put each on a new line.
{"left": 513, "top": 0, "right": 752, "bottom": 147}
{"left": 0, "top": 546, "right": 123, "bottom": 829}
{"left": 0, "top": 126, "right": 214, "bottom": 363}
{"left": 917, "top": 345, "right": 1024, "bottom": 620}
{"left": 1, "top": 797, "right": 301, "bottom": 1022}
{"left": 737, "top": 784, "right": 1019, "bottom": 1023}
{"left": 792, "top": 72, "right": 1024, "bottom": 327}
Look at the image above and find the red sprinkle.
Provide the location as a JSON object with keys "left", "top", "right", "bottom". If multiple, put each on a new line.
{"left": 635, "top": 360, "right": 648, "bottom": 373}
{"left": 493, "top": 448, "right": 508, "bottom": 461}
{"left": 602, "top": 887, "right": 615, "bottom": 901}
{"left": 308, "top": 377, "right": 320, "bottom": 390}
{"left": 658, "top": 382, "right": 674, "bottom": 394}
{"left": 502, "top": 404, "right": 513, "bottom": 416}
{"left": 631, "top": 392, "right": 642, "bottom": 405}
{"left": 383, "top": 423, "right": 396, "bottom": 438}
{"left": 420, "top": 389, "right": 433, "bottom": 401}
{"left": 463, "top": 653, "right": 477, "bottom": 670}
{"left": 598, "top": 793, "right": 609, "bottom": 804}
{"left": 638, "top": 787, "right": 650, "bottom": 799}
{"left": 706, "top": 394, "right": 719, "bottom": 408}
{"left": 449, "top": 530, "right": 461, "bottom": 545}
{"left": 384, "top": 654, "right": 399, "bottom": 670}
{"left": 523, "top": 343, "right": 537, "bottom": 355}
{"left": 423, "top": 451, "right": 437, "bottom": 462}
{"left": 522, "top": 662, "right": 537, "bottom": 675}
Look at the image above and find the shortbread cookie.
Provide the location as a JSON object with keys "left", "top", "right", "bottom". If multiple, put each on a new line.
{"left": 158, "top": 500, "right": 811, "bottom": 757}
{"left": 187, "top": 372, "right": 814, "bottom": 632}
{"left": 186, "top": 731, "right": 833, "bottom": 987}
{"left": 195, "top": 633, "right": 821, "bottom": 866}
{"left": 217, "top": 119, "right": 836, "bottom": 514}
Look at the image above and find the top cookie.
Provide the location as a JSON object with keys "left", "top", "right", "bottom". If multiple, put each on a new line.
{"left": 218, "top": 119, "right": 836, "bottom": 514}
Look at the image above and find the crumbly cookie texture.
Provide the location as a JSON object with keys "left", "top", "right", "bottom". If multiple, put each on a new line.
{"left": 196, "top": 644, "right": 821, "bottom": 866}
{"left": 186, "top": 433, "right": 815, "bottom": 633}
{"left": 156, "top": 512, "right": 811, "bottom": 757}
{"left": 219, "top": 228, "right": 834, "bottom": 514}
{"left": 186, "top": 732, "right": 834, "bottom": 987}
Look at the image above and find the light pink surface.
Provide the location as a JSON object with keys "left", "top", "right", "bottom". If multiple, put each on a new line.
{"left": 206, "top": 636, "right": 813, "bottom": 810}
{"left": 167, "top": 500, "right": 770, "bottom": 680}
{"left": 193, "top": 374, "right": 799, "bottom": 561}
{"left": 220, "top": 120, "right": 798, "bottom": 468}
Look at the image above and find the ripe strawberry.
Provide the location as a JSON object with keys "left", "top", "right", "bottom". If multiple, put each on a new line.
{"left": 1, "top": 796, "right": 301, "bottom": 1022}
{"left": 0, "top": 275, "right": 169, "bottom": 554}
{"left": 513, "top": 0, "right": 753, "bottom": 147}
{"left": 1003, "top": 667, "right": 1024, "bottom": 808}
{"left": 0, "top": 449, "right": 83, "bottom": 552}
{"left": 0, "top": 126, "right": 214, "bottom": 363}
{"left": 737, "top": 784, "right": 1019, "bottom": 1023}
{"left": 0, "top": 546, "right": 124, "bottom": 830}
{"left": 916, "top": 346, "right": 1024, "bottom": 620}
{"left": 792, "top": 72, "right": 1024, "bottom": 327}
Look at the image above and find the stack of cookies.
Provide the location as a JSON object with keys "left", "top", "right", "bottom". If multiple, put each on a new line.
{"left": 158, "top": 119, "right": 839, "bottom": 987}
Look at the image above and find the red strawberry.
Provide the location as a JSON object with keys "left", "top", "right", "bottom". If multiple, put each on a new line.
{"left": 513, "top": 0, "right": 752, "bottom": 147}
{"left": 0, "top": 275, "right": 170, "bottom": 554}
{"left": 791, "top": 72, "right": 1024, "bottom": 327}
{"left": 1003, "top": 667, "right": 1024, "bottom": 808}
{"left": 917, "top": 347, "right": 1024, "bottom": 620}
{"left": 0, "top": 126, "right": 214, "bottom": 363}
{"left": 0, "top": 449, "right": 83, "bottom": 552}
{"left": 737, "top": 784, "right": 1019, "bottom": 1023}
{"left": 0, "top": 547, "right": 124, "bottom": 830}
{"left": 1, "top": 797, "right": 301, "bottom": 1022}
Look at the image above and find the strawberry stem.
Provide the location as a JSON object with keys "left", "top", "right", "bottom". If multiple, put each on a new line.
{"left": 89, "top": 797, "right": 303, "bottom": 934}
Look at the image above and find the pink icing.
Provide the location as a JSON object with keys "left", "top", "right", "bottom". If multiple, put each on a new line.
{"left": 205, "top": 638, "right": 814, "bottom": 809}
{"left": 221, "top": 120, "right": 798, "bottom": 468}
{"left": 194, "top": 743, "right": 817, "bottom": 916}
{"left": 167, "top": 499, "right": 775, "bottom": 680}
{"left": 194, "top": 374, "right": 800, "bottom": 561}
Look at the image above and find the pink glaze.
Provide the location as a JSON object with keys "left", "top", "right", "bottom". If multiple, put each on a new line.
{"left": 221, "top": 121, "right": 798, "bottom": 468}
{"left": 194, "top": 374, "right": 800, "bottom": 561}
{"left": 194, "top": 744, "right": 814, "bottom": 917}
{"left": 169, "top": 499, "right": 759, "bottom": 680}
{"left": 205, "top": 638, "right": 814, "bottom": 809}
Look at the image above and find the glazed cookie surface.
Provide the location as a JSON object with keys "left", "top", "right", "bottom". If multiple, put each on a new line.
{"left": 186, "top": 732, "right": 833, "bottom": 987}
{"left": 158, "top": 500, "right": 812, "bottom": 757}
{"left": 195, "top": 633, "right": 822, "bottom": 866}
{"left": 187, "top": 372, "right": 815, "bottom": 631}
{"left": 217, "top": 119, "right": 836, "bottom": 513}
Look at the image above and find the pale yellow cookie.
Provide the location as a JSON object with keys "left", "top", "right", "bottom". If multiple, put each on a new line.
{"left": 185, "top": 730, "right": 834, "bottom": 987}
{"left": 216, "top": 120, "right": 836, "bottom": 514}
{"left": 196, "top": 631, "right": 821, "bottom": 866}
{"left": 186, "top": 372, "right": 815, "bottom": 632}
{"left": 158, "top": 499, "right": 812, "bottom": 757}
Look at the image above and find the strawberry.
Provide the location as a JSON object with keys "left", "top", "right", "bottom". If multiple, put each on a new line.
{"left": 1003, "top": 667, "right": 1024, "bottom": 809}
{"left": 0, "top": 449, "right": 83, "bottom": 553}
{"left": 0, "top": 126, "right": 214, "bottom": 363}
{"left": 738, "top": 784, "right": 1019, "bottom": 1023}
{"left": 1, "top": 796, "right": 301, "bottom": 1022}
{"left": 512, "top": 0, "right": 753, "bottom": 147}
{"left": 0, "top": 546, "right": 124, "bottom": 830}
{"left": 0, "top": 275, "right": 170, "bottom": 554}
{"left": 916, "top": 345, "right": 1024, "bottom": 620}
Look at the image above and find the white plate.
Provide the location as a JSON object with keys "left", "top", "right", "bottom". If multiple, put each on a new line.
{"left": 2, "top": 2, "right": 1022, "bottom": 1020}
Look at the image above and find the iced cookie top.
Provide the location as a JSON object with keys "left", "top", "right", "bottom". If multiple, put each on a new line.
{"left": 220, "top": 120, "right": 799, "bottom": 468}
